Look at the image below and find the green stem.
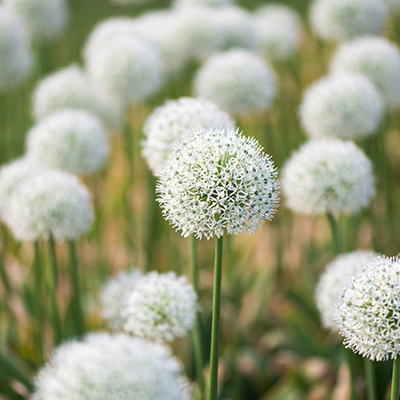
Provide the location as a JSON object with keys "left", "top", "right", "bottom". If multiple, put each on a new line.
{"left": 343, "top": 346, "right": 357, "bottom": 400}
{"left": 208, "top": 236, "right": 224, "bottom": 400}
{"left": 391, "top": 357, "right": 400, "bottom": 400}
{"left": 33, "top": 241, "right": 45, "bottom": 363}
{"left": 69, "top": 240, "right": 84, "bottom": 336}
{"left": 327, "top": 213, "right": 340, "bottom": 256}
{"left": 364, "top": 358, "right": 377, "bottom": 400}
{"left": 123, "top": 114, "right": 134, "bottom": 179}
{"left": 0, "top": 348, "right": 33, "bottom": 391}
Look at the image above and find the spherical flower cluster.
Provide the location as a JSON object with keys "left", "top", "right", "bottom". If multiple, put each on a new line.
{"left": 3, "top": 0, "right": 69, "bottom": 43}
{"left": 194, "top": 49, "right": 276, "bottom": 116}
{"left": 142, "top": 97, "right": 235, "bottom": 175}
{"left": 157, "top": 128, "right": 280, "bottom": 239}
{"left": 300, "top": 74, "right": 384, "bottom": 140}
{"left": 331, "top": 37, "right": 400, "bottom": 110}
{"left": 282, "top": 139, "right": 375, "bottom": 216}
{"left": 100, "top": 269, "right": 143, "bottom": 330}
{"left": 316, "top": 251, "right": 379, "bottom": 331}
{"left": 173, "top": 0, "right": 235, "bottom": 7}
{"left": 5, "top": 170, "right": 94, "bottom": 241}
{"left": 335, "top": 256, "right": 400, "bottom": 361}
{"left": 309, "top": 0, "right": 387, "bottom": 41}
{"left": 34, "top": 333, "right": 190, "bottom": 400}
{"left": 253, "top": 5, "right": 303, "bottom": 61}
{"left": 0, "top": 9, "right": 33, "bottom": 93}
{"left": 26, "top": 109, "right": 109, "bottom": 175}
{"left": 124, "top": 272, "right": 197, "bottom": 342}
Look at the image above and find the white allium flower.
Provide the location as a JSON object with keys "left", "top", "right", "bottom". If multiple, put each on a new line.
{"left": 5, "top": 170, "right": 94, "bottom": 241}
{"left": 34, "top": 333, "right": 191, "bottom": 400}
{"left": 316, "top": 251, "right": 379, "bottom": 331}
{"left": 26, "top": 109, "right": 109, "bottom": 175}
{"left": 124, "top": 272, "right": 197, "bottom": 342}
{"left": 194, "top": 49, "right": 276, "bottom": 116}
{"left": 3, "top": 0, "right": 69, "bottom": 42}
{"left": 142, "top": 97, "right": 235, "bottom": 175}
{"left": 157, "top": 128, "right": 280, "bottom": 239}
{"left": 300, "top": 74, "right": 384, "bottom": 140}
{"left": 282, "top": 139, "right": 375, "bottom": 216}
{"left": 173, "top": 0, "right": 235, "bottom": 7}
{"left": 335, "top": 255, "right": 400, "bottom": 361}
{"left": 309, "top": 0, "right": 387, "bottom": 41}
{"left": 331, "top": 37, "right": 400, "bottom": 110}
{"left": 86, "top": 37, "right": 164, "bottom": 108}
{"left": 100, "top": 269, "right": 143, "bottom": 330}
{"left": 253, "top": 5, "right": 303, "bottom": 61}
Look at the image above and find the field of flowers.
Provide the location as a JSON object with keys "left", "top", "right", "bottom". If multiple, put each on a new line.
{"left": 1, "top": 0, "right": 400, "bottom": 399}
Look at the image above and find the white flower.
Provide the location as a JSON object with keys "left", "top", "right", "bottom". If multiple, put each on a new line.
{"left": 300, "top": 74, "right": 384, "bottom": 140}
{"left": 157, "top": 127, "right": 279, "bottom": 239}
{"left": 316, "top": 251, "right": 379, "bottom": 331}
{"left": 34, "top": 333, "right": 191, "bottom": 400}
{"left": 26, "top": 109, "right": 109, "bottom": 175}
{"left": 309, "top": 0, "right": 387, "bottom": 41}
{"left": 173, "top": 0, "right": 235, "bottom": 7}
{"left": 142, "top": 97, "right": 235, "bottom": 175}
{"left": 194, "top": 49, "right": 276, "bottom": 116}
{"left": 335, "top": 255, "right": 400, "bottom": 361}
{"left": 100, "top": 269, "right": 143, "bottom": 330}
{"left": 5, "top": 170, "right": 94, "bottom": 241}
{"left": 3, "top": 0, "right": 69, "bottom": 42}
{"left": 123, "top": 272, "right": 197, "bottom": 342}
{"left": 253, "top": 4, "right": 303, "bottom": 61}
{"left": 282, "top": 139, "right": 375, "bottom": 216}
{"left": 330, "top": 37, "right": 400, "bottom": 110}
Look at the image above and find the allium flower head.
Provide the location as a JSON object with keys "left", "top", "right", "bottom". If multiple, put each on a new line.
{"left": 309, "top": 0, "right": 387, "bottom": 41}
{"left": 157, "top": 127, "right": 280, "bottom": 239}
{"left": 254, "top": 5, "right": 303, "bottom": 61}
{"left": 5, "top": 170, "right": 94, "bottom": 241}
{"left": 26, "top": 109, "right": 109, "bottom": 175}
{"left": 194, "top": 49, "right": 276, "bottom": 116}
{"left": 282, "top": 139, "right": 375, "bottom": 216}
{"left": 34, "top": 333, "right": 190, "bottom": 400}
{"left": 300, "top": 74, "right": 384, "bottom": 140}
{"left": 100, "top": 269, "right": 143, "bottom": 330}
{"left": 331, "top": 37, "right": 400, "bottom": 110}
{"left": 316, "top": 251, "right": 379, "bottom": 331}
{"left": 142, "top": 97, "right": 235, "bottom": 175}
{"left": 4, "top": 0, "right": 69, "bottom": 42}
{"left": 335, "top": 255, "right": 400, "bottom": 361}
{"left": 124, "top": 272, "right": 197, "bottom": 341}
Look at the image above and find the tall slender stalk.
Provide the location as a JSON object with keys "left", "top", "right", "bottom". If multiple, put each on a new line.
{"left": 327, "top": 213, "right": 340, "bottom": 256}
{"left": 69, "top": 240, "right": 84, "bottom": 336}
{"left": 391, "top": 357, "right": 400, "bottom": 400}
{"left": 208, "top": 236, "right": 224, "bottom": 400}
{"left": 364, "top": 358, "right": 377, "bottom": 400}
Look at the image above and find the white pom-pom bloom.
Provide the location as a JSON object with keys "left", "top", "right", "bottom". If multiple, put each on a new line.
{"left": 124, "top": 272, "right": 197, "bottom": 342}
{"left": 100, "top": 269, "right": 143, "bottom": 330}
{"left": 157, "top": 128, "right": 280, "bottom": 239}
{"left": 331, "top": 37, "right": 400, "bottom": 110}
{"left": 309, "top": 0, "right": 387, "bottom": 41}
{"left": 26, "top": 109, "right": 109, "bottom": 175}
{"left": 300, "top": 74, "right": 384, "bottom": 140}
{"left": 335, "top": 256, "right": 400, "bottom": 361}
{"left": 34, "top": 333, "right": 190, "bottom": 400}
{"left": 5, "top": 170, "right": 94, "bottom": 241}
{"left": 4, "top": 0, "right": 69, "bottom": 42}
{"left": 86, "top": 37, "right": 164, "bottom": 108}
{"left": 173, "top": 0, "right": 235, "bottom": 7}
{"left": 253, "top": 5, "right": 303, "bottom": 61}
{"left": 282, "top": 140, "right": 375, "bottom": 216}
{"left": 194, "top": 49, "right": 276, "bottom": 116}
{"left": 142, "top": 97, "right": 235, "bottom": 175}
{"left": 316, "top": 251, "right": 379, "bottom": 331}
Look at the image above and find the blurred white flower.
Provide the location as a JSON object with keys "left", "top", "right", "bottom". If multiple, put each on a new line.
{"left": 142, "top": 97, "right": 235, "bottom": 175}
{"left": 282, "top": 139, "right": 375, "bottom": 216}
{"left": 157, "top": 127, "right": 279, "bottom": 239}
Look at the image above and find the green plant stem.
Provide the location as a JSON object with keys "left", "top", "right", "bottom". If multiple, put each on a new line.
{"left": 343, "top": 347, "right": 357, "bottom": 400}
{"left": 69, "top": 240, "right": 84, "bottom": 336}
{"left": 208, "top": 236, "right": 224, "bottom": 400}
{"left": 327, "top": 213, "right": 340, "bottom": 256}
{"left": 364, "top": 358, "right": 377, "bottom": 400}
{"left": 0, "top": 348, "right": 33, "bottom": 391}
{"left": 391, "top": 357, "right": 400, "bottom": 400}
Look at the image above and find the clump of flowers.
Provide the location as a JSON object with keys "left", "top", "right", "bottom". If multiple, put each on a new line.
{"left": 299, "top": 74, "right": 384, "bottom": 140}
{"left": 123, "top": 272, "right": 197, "bottom": 342}
{"left": 335, "top": 255, "right": 400, "bottom": 361}
{"left": 282, "top": 139, "right": 375, "bottom": 216}
{"left": 157, "top": 127, "right": 279, "bottom": 239}
{"left": 194, "top": 49, "right": 276, "bottom": 116}
{"left": 142, "top": 97, "right": 235, "bottom": 175}
{"left": 316, "top": 251, "right": 379, "bottom": 330}
{"left": 34, "top": 333, "right": 190, "bottom": 400}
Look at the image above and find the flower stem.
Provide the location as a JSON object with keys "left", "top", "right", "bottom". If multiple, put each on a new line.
{"left": 327, "top": 213, "right": 340, "bottom": 256}
{"left": 208, "top": 236, "right": 224, "bottom": 400}
{"left": 364, "top": 358, "right": 377, "bottom": 400}
{"left": 391, "top": 357, "right": 400, "bottom": 400}
{"left": 69, "top": 240, "right": 84, "bottom": 336}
